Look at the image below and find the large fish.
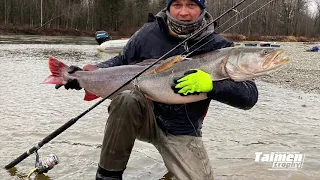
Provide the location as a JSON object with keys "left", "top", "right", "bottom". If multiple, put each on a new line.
{"left": 43, "top": 47, "right": 289, "bottom": 104}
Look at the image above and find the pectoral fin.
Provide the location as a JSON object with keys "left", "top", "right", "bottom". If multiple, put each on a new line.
{"left": 147, "top": 55, "right": 184, "bottom": 74}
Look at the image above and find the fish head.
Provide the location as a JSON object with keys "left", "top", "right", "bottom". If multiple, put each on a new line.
{"left": 225, "top": 47, "right": 289, "bottom": 81}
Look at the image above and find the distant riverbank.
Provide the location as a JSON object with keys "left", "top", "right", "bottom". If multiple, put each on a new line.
{"left": 1, "top": 25, "right": 320, "bottom": 42}
{"left": 0, "top": 25, "right": 94, "bottom": 37}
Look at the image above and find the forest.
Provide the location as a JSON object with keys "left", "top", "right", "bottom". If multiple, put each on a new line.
{"left": 0, "top": 0, "right": 320, "bottom": 39}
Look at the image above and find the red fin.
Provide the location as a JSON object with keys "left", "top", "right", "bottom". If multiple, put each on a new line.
{"left": 83, "top": 64, "right": 99, "bottom": 71}
{"left": 84, "top": 89, "right": 99, "bottom": 101}
{"left": 82, "top": 65, "right": 99, "bottom": 101}
{"left": 42, "top": 57, "right": 69, "bottom": 85}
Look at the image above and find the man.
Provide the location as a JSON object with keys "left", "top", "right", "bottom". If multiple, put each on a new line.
{"left": 61, "top": 0, "right": 258, "bottom": 179}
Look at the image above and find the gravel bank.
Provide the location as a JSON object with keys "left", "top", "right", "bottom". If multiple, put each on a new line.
{"left": 255, "top": 42, "right": 320, "bottom": 94}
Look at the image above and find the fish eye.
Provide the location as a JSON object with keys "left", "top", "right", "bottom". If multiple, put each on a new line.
{"left": 262, "top": 49, "right": 269, "bottom": 55}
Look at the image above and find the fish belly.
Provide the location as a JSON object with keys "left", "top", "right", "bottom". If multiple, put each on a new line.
{"left": 137, "top": 71, "right": 208, "bottom": 104}
{"left": 74, "top": 65, "right": 145, "bottom": 99}
{"left": 72, "top": 52, "right": 225, "bottom": 103}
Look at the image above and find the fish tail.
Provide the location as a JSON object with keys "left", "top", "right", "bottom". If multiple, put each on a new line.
{"left": 42, "top": 57, "right": 100, "bottom": 101}
{"left": 42, "top": 57, "right": 69, "bottom": 85}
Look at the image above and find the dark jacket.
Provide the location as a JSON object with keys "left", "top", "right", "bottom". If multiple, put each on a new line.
{"left": 96, "top": 14, "right": 258, "bottom": 136}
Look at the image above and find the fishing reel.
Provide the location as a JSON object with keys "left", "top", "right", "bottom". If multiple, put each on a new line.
{"left": 27, "top": 151, "right": 59, "bottom": 178}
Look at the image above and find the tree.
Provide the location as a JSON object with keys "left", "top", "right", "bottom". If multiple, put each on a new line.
{"left": 0, "top": 0, "right": 319, "bottom": 37}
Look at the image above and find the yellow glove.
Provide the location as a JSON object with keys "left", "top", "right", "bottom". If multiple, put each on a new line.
{"left": 173, "top": 69, "right": 213, "bottom": 96}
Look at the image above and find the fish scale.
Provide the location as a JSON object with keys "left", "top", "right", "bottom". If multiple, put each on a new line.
{"left": 43, "top": 47, "right": 288, "bottom": 104}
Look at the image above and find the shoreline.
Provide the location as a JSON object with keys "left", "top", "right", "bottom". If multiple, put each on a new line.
{"left": 1, "top": 25, "right": 320, "bottom": 42}
{"left": 256, "top": 42, "right": 320, "bottom": 95}
{"left": 1, "top": 27, "right": 319, "bottom": 95}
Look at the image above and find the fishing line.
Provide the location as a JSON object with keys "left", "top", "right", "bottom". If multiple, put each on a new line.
{"left": 183, "top": 104, "right": 208, "bottom": 174}
{"left": 216, "top": 0, "right": 259, "bottom": 32}
{"left": 183, "top": 0, "right": 260, "bottom": 55}
{"left": 183, "top": 0, "right": 275, "bottom": 57}
{"left": 182, "top": 0, "right": 275, "bottom": 165}
{"left": 220, "top": 0, "right": 275, "bottom": 38}
{"left": 4, "top": 0, "right": 249, "bottom": 170}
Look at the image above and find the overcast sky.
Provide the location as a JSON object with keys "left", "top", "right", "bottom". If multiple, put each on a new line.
{"left": 308, "top": 0, "right": 318, "bottom": 14}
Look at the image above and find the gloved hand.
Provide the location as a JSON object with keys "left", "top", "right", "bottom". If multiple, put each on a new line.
{"left": 55, "top": 66, "right": 83, "bottom": 90}
{"left": 172, "top": 69, "right": 213, "bottom": 96}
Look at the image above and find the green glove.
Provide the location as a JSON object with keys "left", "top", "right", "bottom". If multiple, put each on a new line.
{"left": 173, "top": 69, "right": 213, "bottom": 96}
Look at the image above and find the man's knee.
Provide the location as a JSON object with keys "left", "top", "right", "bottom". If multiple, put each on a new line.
{"left": 110, "top": 90, "right": 146, "bottom": 110}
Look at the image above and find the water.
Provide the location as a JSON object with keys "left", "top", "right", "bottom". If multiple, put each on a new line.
{"left": 0, "top": 35, "right": 319, "bottom": 180}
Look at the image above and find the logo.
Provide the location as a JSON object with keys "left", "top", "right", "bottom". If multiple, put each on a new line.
{"left": 255, "top": 152, "right": 305, "bottom": 171}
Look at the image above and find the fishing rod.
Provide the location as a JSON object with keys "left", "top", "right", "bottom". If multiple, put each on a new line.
{"left": 4, "top": 0, "right": 247, "bottom": 170}
{"left": 163, "top": 1, "right": 276, "bottom": 178}
{"left": 184, "top": 0, "right": 274, "bottom": 56}
{"left": 183, "top": 0, "right": 258, "bottom": 55}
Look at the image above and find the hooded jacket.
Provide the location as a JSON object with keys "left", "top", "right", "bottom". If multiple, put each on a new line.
{"left": 96, "top": 12, "right": 258, "bottom": 136}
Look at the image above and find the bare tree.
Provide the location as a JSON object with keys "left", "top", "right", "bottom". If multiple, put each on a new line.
{"left": 0, "top": 0, "right": 319, "bottom": 37}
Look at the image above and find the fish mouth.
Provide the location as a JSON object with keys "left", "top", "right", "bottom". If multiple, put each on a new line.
{"left": 262, "top": 49, "right": 288, "bottom": 68}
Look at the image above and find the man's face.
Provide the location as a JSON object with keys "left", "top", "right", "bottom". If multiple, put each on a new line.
{"left": 169, "top": 0, "right": 202, "bottom": 21}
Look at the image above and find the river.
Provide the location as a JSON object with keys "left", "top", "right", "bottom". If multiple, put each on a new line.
{"left": 0, "top": 35, "right": 319, "bottom": 180}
